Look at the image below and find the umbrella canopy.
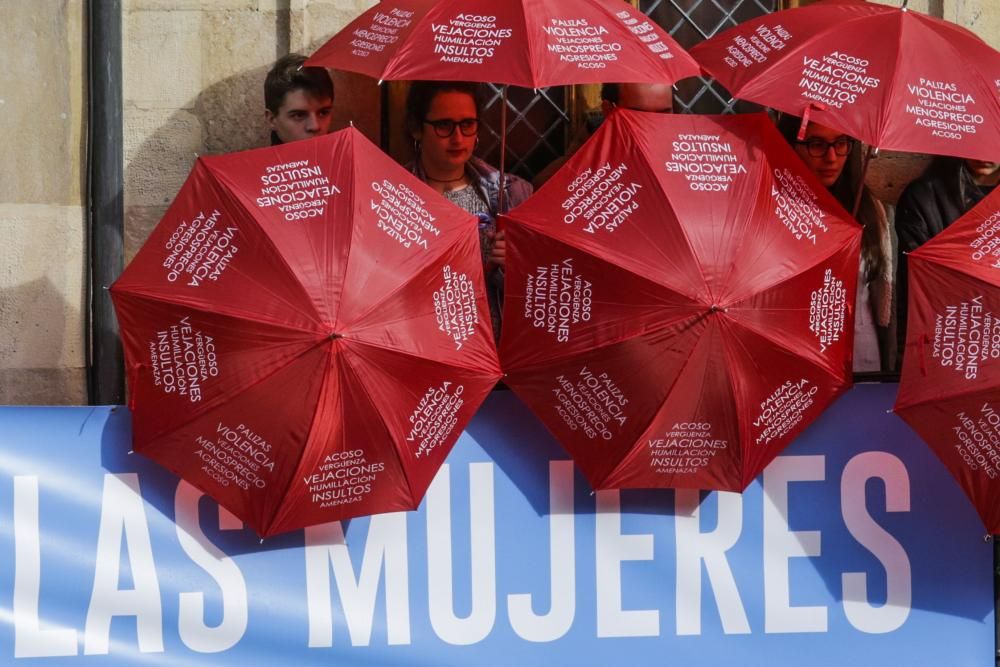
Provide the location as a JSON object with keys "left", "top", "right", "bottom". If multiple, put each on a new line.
{"left": 500, "top": 110, "right": 861, "bottom": 491}
{"left": 110, "top": 127, "right": 502, "bottom": 536}
{"left": 894, "top": 188, "right": 1000, "bottom": 533}
{"left": 304, "top": 0, "right": 701, "bottom": 88}
{"left": 690, "top": 0, "right": 1000, "bottom": 161}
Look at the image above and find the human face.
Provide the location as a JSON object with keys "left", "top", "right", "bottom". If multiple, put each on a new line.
{"left": 616, "top": 83, "right": 673, "bottom": 113}
{"left": 413, "top": 91, "right": 478, "bottom": 177}
{"left": 266, "top": 89, "right": 334, "bottom": 143}
{"left": 792, "top": 123, "right": 852, "bottom": 188}
{"left": 964, "top": 159, "right": 1000, "bottom": 186}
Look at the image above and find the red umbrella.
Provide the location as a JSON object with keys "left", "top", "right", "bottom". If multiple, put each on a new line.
{"left": 110, "top": 127, "right": 501, "bottom": 536}
{"left": 690, "top": 0, "right": 1000, "bottom": 162}
{"left": 305, "top": 0, "right": 701, "bottom": 89}
{"left": 305, "top": 0, "right": 702, "bottom": 210}
{"left": 500, "top": 110, "right": 861, "bottom": 491}
{"left": 894, "top": 188, "right": 1000, "bottom": 533}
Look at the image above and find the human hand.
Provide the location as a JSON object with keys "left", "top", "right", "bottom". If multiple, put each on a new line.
{"left": 488, "top": 229, "right": 506, "bottom": 268}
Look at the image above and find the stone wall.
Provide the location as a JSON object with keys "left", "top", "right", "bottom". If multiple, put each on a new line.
{"left": 0, "top": 1, "right": 88, "bottom": 404}
{"left": 123, "top": 0, "right": 379, "bottom": 261}
{"left": 2, "top": 0, "right": 999, "bottom": 404}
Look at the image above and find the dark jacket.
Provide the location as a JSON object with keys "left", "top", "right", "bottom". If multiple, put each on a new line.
{"left": 895, "top": 160, "right": 991, "bottom": 366}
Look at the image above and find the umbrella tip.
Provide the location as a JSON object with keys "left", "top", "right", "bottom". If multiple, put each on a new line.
{"left": 127, "top": 450, "right": 134, "bottom": 455}
{"left": 885, "top": 408, "right": 894, "bottom": 414}
{"left": 259, "top": 538, "right": 264, "bottom": 545}
{"left": 984, "top": 534, "right": 992, "bottom": 543}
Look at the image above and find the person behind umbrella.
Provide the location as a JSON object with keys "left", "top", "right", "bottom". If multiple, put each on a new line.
{"left": 533, "top": 82, "right": 674, "bottom": 188}
{"left": 264, "top": 53, "right": 335, "bottom": 145}
{"left": 404, "top": 80, "right": 533, "bottom": 341}
{"left": 777, "top": 114, "right": 897, "bottom": 373}
{"left": 894, "top": 156, "right": 1000, "bottom": 364}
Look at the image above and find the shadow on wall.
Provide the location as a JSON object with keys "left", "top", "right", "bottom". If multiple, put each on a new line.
{"left": 125, "top": 58, "right": 380, "bottom": 261}
{"left": 0, "top": 277, "right": 84, "bottom": 404}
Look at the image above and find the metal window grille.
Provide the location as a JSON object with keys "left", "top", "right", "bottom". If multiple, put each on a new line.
{"left": 641, "top": 0, "right": 778, "bottom": 114}
{"left": 475, "top": 0, "right": 779, "bottom": 182}
{"left": 479, "top": 85, "right": 569, "bottom": 184}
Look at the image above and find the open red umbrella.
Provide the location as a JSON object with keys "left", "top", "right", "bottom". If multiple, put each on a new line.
{"left": 305, "top": 0, "right": 700, "bottom": 88}
{"left": 500, "top": 110, "right": 860, "bottom": 491}
{"left": 690, "top": 0, "right": 1000, "bottom": 162}
{"left": 305, "top": 0, "right": 702, "bottom": 210}
{"left": 110, "top": 127, "right": 501, "bottom": 536}
{"left": 894, "top": 188, "right": 1000, "bottom": 533}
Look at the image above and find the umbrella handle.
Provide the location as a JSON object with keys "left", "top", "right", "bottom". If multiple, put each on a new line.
{"left": 797, "top": 101, "right": 827, "bottom": 141}
{"left": 852, "top": 145, "right": 878, "bottom": 217}
{"left": 497, "top": 84, "right": 509, "bottom": 216}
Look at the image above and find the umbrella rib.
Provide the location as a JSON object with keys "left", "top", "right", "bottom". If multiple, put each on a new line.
{"left": 722, "top": 234, "right": 858, "bottom": 307}
{"left": 595, "top": 317, "right": 716, "bottom": 488}
{"left": 344, "top": 334, "right": 502, "bottom": 377}
{"left": 505, "top": 309, "right": 703, "bottom": 376}
{"left": 335, "top": 348, "right": 421, "bottom": 508}
{"left": 713, "top": 115, "right": 776, "bottom": 299}
{"left": 705, "top": 8, "right": 883, "bottom": 106}
{"left": 507, "top": 215, "right": 704, "bottom": 303}
{"left": 717, "top": 315, "right": 852, "bottom": 488}
{"left": 137, "top": 337, "right": 332, "bottom": 452}
{"left": 625, "top": 111, "right": 718, "bottom": 302}
{"left": 201, "top": 160, "right": 328, "bottom": 328}
{"left": 333, "top": 137, "right": 361, "bottom": 331}
{"left": 339, "top": 231, "right": 469, "bottom": 331}
{"left": 339, "top": 352, "right": 416, "bottom": 508}
{"left": 112, "top": 287, "right": 325, "bottom": 337}
{"left": 874, "top": 8, "right": 907, "bottom": 151}
{"left": 895, "top": 379, "right": 1000, "bottom": 413}
{"left": 721, "top": 313, "right": 849, "bottom": 391}
{"left": 516, "top": 3, "right": 538, "bottom": 89}
{"left": 259, "top": 345, "right": 339, "bottom": 535}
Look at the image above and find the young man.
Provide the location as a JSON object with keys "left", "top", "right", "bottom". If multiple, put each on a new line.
{"left": 895, "top": 157, "right": 1000, "bottom": 365}
{"left": 263, "top": 53, "right": 335, "bottom": 145}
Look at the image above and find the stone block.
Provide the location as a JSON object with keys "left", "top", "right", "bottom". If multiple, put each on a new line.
{"left": 124, "top": 107, "right": 203, "bottom": 208}
{"left": 125, "top": 10, "right": 203, "bottom": 109}
{"left": 0, "top": 368, "right": 88, "bottom": 405}
{"left": 201, "top": 10, "right": 284, "bottom": 152}
{"left": 0, "top": 0, "right": 86, "bottom": 205}
{"left": 125, "top": 205, "right": 170, "bottom": 262}
{"left": 291, "top": 0, "right": 375, "bottom": 53}
{"left": 867, "top": 151, "right": 933, "bottom": 205}
{"left": 0, "top": 205, "right": 86, "bottom": 371}
{"left": 128, "top": 0, "right": 258, "bottom": 9}
{"left": 945, "top": 0, "right": 1000, "bottom": 49}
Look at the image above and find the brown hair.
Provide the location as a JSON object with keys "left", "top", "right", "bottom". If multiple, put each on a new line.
{"left": 264, "top": 53, "right": 334, "bottom": 113}
{"left": 404, "top": 80, "right": 484, "bottom": 136}
{"left": 776, "top": 113, "right": 885, "bottom": 282}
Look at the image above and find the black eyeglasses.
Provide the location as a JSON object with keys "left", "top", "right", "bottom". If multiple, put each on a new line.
{"left": 424, "top": 117, "right": 479, "bottom": 138}
{"left": 796, "top": 137, "right": 854, "bottom": 157}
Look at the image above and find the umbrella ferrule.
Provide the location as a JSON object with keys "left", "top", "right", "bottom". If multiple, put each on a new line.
{"left": 709, "top": 304, "right": 727, "bottom": 314}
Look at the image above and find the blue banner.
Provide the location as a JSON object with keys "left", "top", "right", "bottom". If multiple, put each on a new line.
{"left": 0, "top": 384, "right": 992, "bottom": 665}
